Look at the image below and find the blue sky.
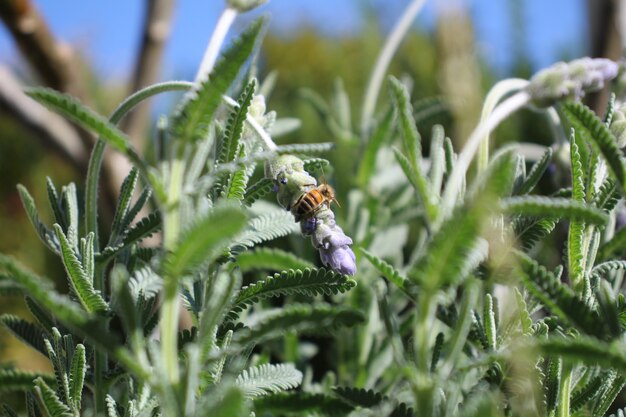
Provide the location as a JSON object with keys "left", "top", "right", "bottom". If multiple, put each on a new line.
{"left": 0, "top": 0, "right": 587, "bottom": 81}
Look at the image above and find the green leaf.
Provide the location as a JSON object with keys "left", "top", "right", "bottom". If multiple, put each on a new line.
{"left": 276, "top": 142, "right": 335, "bottom": 154}
{"left": 25, "top": 88, "right": 144, "bottom": 170}
{"left": 389, "top": 77, "right": 421, "bottom": 171}
{"left": 0, "top": 255, "right": 88, "bottom": 327}
{"left": 54, "top": 224, "right": 108, "bottom": 313}
{"left": 198, "top": 268, "right": 241, "bottom": 362}
{"left": 105, "top": 395, "right": 120, "bottom": 417}
{"left": 235, "top": 363, "right": 303, "bottom": 397}
{"left": 172, "top": 19, "right": 264, "bottom": 144}
{"left": 230, "top": 210, "right": 299, "bottom": 254}
{"left": 514, "top": 216, "right": 558, "bottom": 252}
{"left": 302, "top": 158, "right": 330, "bottom": 173}
{"left": 225, "top": 148, "right": 251, "bottom": 201}
{"left": 16, "top": 184, "right": 60, "bottom": 254}
{"left": 357, "top": 106, "right": 395, "bottom": 188}
{"left": 360, "top": 248, "right": 414, "bottom": 299}
{"left": 98, "top": 211, "right": 162, "bottom": 263}
{"left": 483, "top": 294, "right": 497, "bottom": 350}
{"left": 34, "top": 377, "right": 72, "bottom": 417}
{"left": 569, "top": 132, "right": 587, "bottom": 289}
{"left": 0, "top": 369, "right": 53, "bottom": 392}
{"left": 110, "top": 168, "right": 139, "bottom": 243}
{"left": 164, "top": 204, "right": 247, "bottom": 277}
{"left": 408, "top": 204, "right": 487, "bottom": 290}
{"left": 25, "top": 297, "right": 56, "bottom": 332}
{"left": 571, "top": 373, "right": 604, "bottom": 412}
{"left": 227, "top": 268, "right": 356, "bottom": 321}
{"left": 1, "top": 315, "right": 47, "bottom": 356}
{"left": 516, "top": 147, "right": 553, "bottom": 195}
{"left": 235, "top": 248, "right": 314, "bottom": 273}
{"left": 597, "top": 226, "right": 626, "bottom": 261}
{"left": 217, "top": 80, "right": 256, "bottom": 165}
{"left": 593, "top": 373, "right": 626, "bottom": 417}
{"left": 544, "top": 357, "right": 561, "bottom": 413}
{"left": 232, "top": 303, "right": 365, "bottom": 348}
{"left": 500, "top": 196, "right": 609, "bottom": 226}
{"left": 68, "top": 344, "right": 85, "bottom": 412}
{"left": 393, "top": 147, "right": 438, "bottom": 222}
{"left": 243, "top": 178, "right": 274, "bottom": 206}
{"left": 559, "top": 101, "right": 626, "bottom": 192}
{"left": 514, "top": 288, "right": 533, "bottom": 336}
{"left": 517, "top": 252, "right": 605, "bottom": 338}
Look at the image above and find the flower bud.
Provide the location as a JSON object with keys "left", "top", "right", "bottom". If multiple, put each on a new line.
{"left": 527, "top": 58, "right": 618, "bottom": 107}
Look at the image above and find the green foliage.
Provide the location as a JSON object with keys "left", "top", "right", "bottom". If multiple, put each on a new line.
{"left": 235, "top": 363, "right": 302, "bottom": 397}
{"left": 172, "top": 18, "right": 264, "bottom": 144}
{"left": 227, "top": 268, "right": 356, "bottom": 320}
{"left": 560, "top": 101, "right": 626, "bottom": 191}
{"left": 7, "top": 10, "right": 626, "bottom": 417}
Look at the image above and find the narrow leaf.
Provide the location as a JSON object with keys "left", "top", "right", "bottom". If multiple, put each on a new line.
{"left": 164, "top": 204, "right": 247, "bottom": 276}
{"left": 54, "top": 224, "right": 108, "bottom": 313}
{"left": 235, "top": 363, "right": 303, "bottom": 397}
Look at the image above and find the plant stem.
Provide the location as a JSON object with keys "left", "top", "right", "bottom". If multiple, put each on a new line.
{"left": 441, "top": 90, "right": 531, "bottom": 220}
{"left": 413, "top": 290, "right": 437, "bottom": 416}
{"left": 557, "top": 363, "right": 572, "bottom": 417}
{"left": 160, "top": 157, "right": 185, "bottom": 386}
{"left": 476, "top": 79, "right": 529, "bottom": 173}
{"left": 360, "top": 0, "right": 427, "bottom": 137}
{"left": 194, "top": 7, "right": 238, "bottom": 83}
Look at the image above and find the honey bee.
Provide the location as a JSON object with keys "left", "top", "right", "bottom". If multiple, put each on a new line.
{"left": 291, "top": 182, "right": 339, "bottom": 222}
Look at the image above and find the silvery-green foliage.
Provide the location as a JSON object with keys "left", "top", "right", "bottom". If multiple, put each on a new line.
{"left": 5, "top": 4, "right": 626, "bottom": 417}
{"left": 0, "top": 16, "right": 363, "bottom": 417}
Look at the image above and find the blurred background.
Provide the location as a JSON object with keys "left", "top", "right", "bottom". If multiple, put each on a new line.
{"left": 0, "top": 0, "right": 619, "bottom": 403}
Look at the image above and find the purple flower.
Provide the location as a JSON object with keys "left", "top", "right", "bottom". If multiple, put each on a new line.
{"left": 320, "top": 244, "right": 356, "bottom": 276}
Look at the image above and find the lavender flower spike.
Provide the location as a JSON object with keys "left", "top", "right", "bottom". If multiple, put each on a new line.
{"left": 527, "top": 57, "right": 618, "bottom": 107}
{"left": 265, "top": 155, "right": 357, "bottom": 275}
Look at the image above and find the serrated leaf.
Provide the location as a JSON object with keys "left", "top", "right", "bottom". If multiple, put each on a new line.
{"left": 230, "top": 210, "right": 299, "bottom": 254}
{"left": 110, "top": 168, "right": 139, "bottom": 242}
{"left": 569, "top": 132, "right": 587, "bottom": 289}
{"left": 235, "top": 363, "right": 303, "bottom": 397}
{"left": 514, "top": 216, "right": 558, "bottom": 251}
{"left": 0, "top": 369, "right": 54, "bottom": 392}
{"left": 360, "top": 248, "right": 414, "bottom": 299}
{"left": 34, "top": 377, "right": 72, "bottom": 417}
{"left": 98, "top": 211, "right": 162, "bottom": 263}
{"left": 217, "top": 80, "right": 256, "bottom": 165}
{"left": 275, "top": 142, "right": 334, "bottom": 154}
{"left": 560, "top": 101, "right": 626, "bottom": 192}
{"left": 1, "top": 315, "right": 47, "bottom": 356}
{"left": 0, "top": 255, "right": 88, "bottom": 327}
{"left": 302, "top": 158, "right": 330, "bottom": 173}
{"left": 516, "top": 147, "right": 553, "bottom": 195}
{"left": 236, "top": 248, "right": 314, "bottom": 273}
{"left": 227, "top": 268, "right": 356, "bottom": 321}
{"left": 54, "top": 224, "right": 108, "bottom": 313}
{"left": 172, "top": 19, "right": 264, "bottom": 144}
{"left": 17, "top": 184, "right": 60, "bottom": 254}
{"left": 68, "top": 344, "right": 85, "bottom": 412}
{"left": 517, "top": 252, "right": 606, "bottom": 338}
{"left": 243, "top": 178, "right": 274, "bottom": 206}
{"left": 232, "top": 303, "right": 365, "bottom": 348}
{"left": 501, "top": 196, "right": 608, "bottom": 226}
{"left": 164, "top": 205, "right": 247, "bottom": 277}
{"left": 25, "top": 88, "right": 144, "bottom": 169}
